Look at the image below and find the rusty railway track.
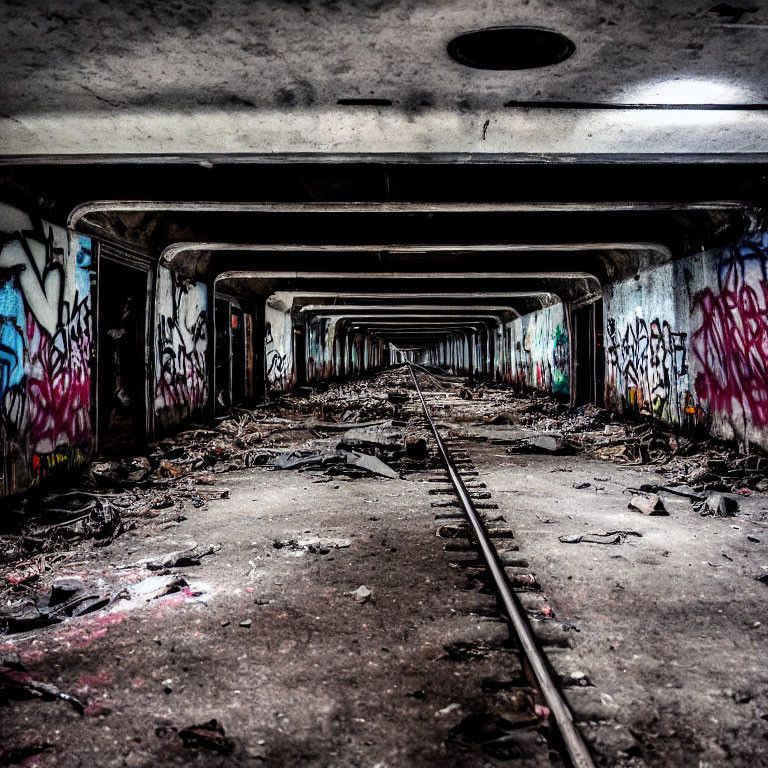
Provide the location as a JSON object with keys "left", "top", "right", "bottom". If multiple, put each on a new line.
{"left": 407, "top": 363, "right": 595, "bottom": 768}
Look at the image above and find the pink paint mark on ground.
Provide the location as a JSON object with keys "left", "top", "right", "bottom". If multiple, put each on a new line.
{"left": 77, "top": 670, "right": 112, "bottom": 689}
{"left": 19, "top": 752, "right": 51, "bottom": 768}
{"left": 51, "top": 612, "right": 126, "bottom": 650}
{"left": 20, "top": 649, "right": 46, "bottom": 665}
{"left": 84, "top": 701, "right": 112, "bottom": 717}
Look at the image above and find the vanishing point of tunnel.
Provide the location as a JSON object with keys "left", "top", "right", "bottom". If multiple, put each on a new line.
{"left": 1, "top": 2, "right": 768, "bottom": 766}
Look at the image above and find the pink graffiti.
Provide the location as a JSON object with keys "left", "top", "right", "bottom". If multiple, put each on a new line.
{"left": 25, "top": 313, "right": 92, "bottom": 455}
{"left": 155, "top": 360, "right": 207, "bottom": 414}
{"left": 691, "top": 264, "right": 768, "bottom": 429}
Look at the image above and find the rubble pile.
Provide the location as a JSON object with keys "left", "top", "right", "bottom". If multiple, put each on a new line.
{"left": 2, "top": 362, "right": 767, "bottom": 642}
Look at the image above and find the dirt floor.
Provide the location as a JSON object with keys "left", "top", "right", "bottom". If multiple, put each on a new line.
{"left": 470, "top": 437, "right": 768, "bottom": 766}
{"left": 1, "top": 365, "right": 767, "bottom": 767}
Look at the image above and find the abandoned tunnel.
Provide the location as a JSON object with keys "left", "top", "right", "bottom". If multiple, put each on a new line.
{"left": 1, "top": 2, "right": 768, "bottom": 766}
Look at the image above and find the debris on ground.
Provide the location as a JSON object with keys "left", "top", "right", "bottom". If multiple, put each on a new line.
{"left": 178, "top": 719, "right": 235, "bottom": 755}
{"left": 0, "top": 656, "right": 85, "bottom": 715}
{"left": 558, "top": 531, "right": 642, "bottom": 545}
{"left": 124, "top": 574, "right": 191, "bottom": 603}
{"left": 627, "top": 494, "right": 669, "bottom": 516}
{"left": 352, "top": 585, "right": 372, "bottom": 603}
{"left": 505, "top": 435, "right": 577, "bottom": 455}
{"left": 135, "top": 542, "right": 221, "bottom": 570}
{"left": 270, "top": 447, "right": 398, "bottom": 478}
{"left": 697, "top": 493, "right": 740, "bottom": 518}
{"left": 273, "top": 537, "right": 351, "bottom": 554}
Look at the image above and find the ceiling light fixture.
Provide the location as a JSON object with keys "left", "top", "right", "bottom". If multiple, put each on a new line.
{"left": 447, "top": 26, "right": 575, "bottom": 70}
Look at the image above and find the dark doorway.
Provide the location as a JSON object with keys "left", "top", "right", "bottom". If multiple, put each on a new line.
{"left": 231, "top": 306, "right": 245, "bottom": 405}
{"left": 572, "top": 299, "right": 604, "bottom": 407}
{"left": 215, "top": 298, "right": 231, "bottom": 412}
{"left": 294, "top": 322, "right": 306, "bottom": 386}
{"left": 97, "top": 257, "right": 148, "bottom": 454}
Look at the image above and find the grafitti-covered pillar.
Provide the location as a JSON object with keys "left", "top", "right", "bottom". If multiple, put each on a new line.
{"left": 0, "top": 203, "right": 95, "bottom": 496}
{"left": 154, "top": 265, "right": 210, "bottom": 430}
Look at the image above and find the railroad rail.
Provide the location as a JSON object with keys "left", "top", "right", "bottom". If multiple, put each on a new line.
{"left": 408, "top": 363, "right": 596, "bottom": 768}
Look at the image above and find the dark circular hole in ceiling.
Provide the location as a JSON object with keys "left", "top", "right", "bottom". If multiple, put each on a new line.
{"left": 447, "top": 26, "right": 575, "bottom": 70}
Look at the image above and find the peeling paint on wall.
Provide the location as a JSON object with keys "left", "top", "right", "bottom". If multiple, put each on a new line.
{"left": 509, "top": 303, "right": 569, "bottom": 396}
{"left": 154, "top": 266, "right": 208, "bottom": 429}
{"left": 0, "top": 203, "right": 93, "bottom": 494}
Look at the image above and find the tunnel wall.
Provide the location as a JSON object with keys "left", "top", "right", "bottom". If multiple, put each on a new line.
{"left": 0, "top": 202, "right": 93, "bottom": 497}
{"left": 265, "top": 298, "right": 295, "bottom": 392}
{"left": 508, "top": 303, "right": 569, "bottom": 396}
{"left": 154, "top": 266, "right": 209, "bottom": 430}
{"left": 604, "top": 230, "right": 768, "bottom": 449}
{"left": 307, "top": 316, "right": 335, "bottom": 381}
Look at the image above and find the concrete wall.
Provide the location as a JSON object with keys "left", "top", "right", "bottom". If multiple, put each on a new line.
{"left": 0, "top": 203, "right": 93, "bottom": 495}
{"left": 509, "top": 303, "right": 569, "bottom": 396}
{"left": 604, "top": 230, "right": 768, "bottom": 449}
{"left": 265, "top": 294, "right": 295, "bottom": 392}
{"left": 154, "top": 266, "right": 209, "bottom": 430}
{"left": 307, "top": 316, "right": 335, "bottom": 382}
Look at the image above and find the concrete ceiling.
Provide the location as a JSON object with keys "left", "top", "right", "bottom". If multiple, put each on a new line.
{"left": 3, "top": 0, "right": 768, "bottom": 157}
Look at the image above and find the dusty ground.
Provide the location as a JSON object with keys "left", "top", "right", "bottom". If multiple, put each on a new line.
{"left": 0, "top": 448, "right": 547, "bottom": 767}
{"left": 469, "top": 437, "right": 768, "bottom": 767}
{"left": 2, "top": 367, "right": 768, "bottom": 767}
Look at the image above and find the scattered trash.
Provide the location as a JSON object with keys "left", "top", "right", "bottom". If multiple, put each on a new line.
{"left": 559, "top": 531, "right": 642, "bottom": 545}
{"left": 628, "top": 494, "right": 668, "bottom": 516}
{"left": 352, "top": 585, "right": 372, "bottom": 603}
{"left": 0, "top": 665, "right": 85, "bottom": 715}
{"left": 138, "top": 542, "right": 222, "bottom": 570}
{"left": 270, "top": 447, "right": 398, "bottom": 479}
{"left": 126, "top": 574, "right": 190, "bottom": 603}
{"left": 273, "top": 537, "right": 351, "bottom": 554}
{"left": 698, "top": 494, "right": 740, "bottom": 518}
{"left": 562, "top": 670, "right": 592, "bottom": 687}
{"left": 505, "top": 435, "right": 576, "bottom": 455}
{"left": 239, "top": 619, "right": 252, "bottom": 628}
{"left": 178, "top": 719, "right": 235, "bottom": 755}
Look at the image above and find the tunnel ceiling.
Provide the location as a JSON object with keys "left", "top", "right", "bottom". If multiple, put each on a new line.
{"left": 3, "top": 0, "right": 768, "bottom": 156}
{"left": 4, "top": 2, "right": 768, "bottom": 350}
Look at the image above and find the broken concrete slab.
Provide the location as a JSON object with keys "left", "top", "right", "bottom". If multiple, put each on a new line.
{"left": 341, "top": 450, "right": 398, "bottom": 479}
{"left": 700, "top": 493, "right": 740, "bottom": 518}
{"left": 558, "top": 531, "right": 642, "bottom": 545}
{"left": 627, "top": 493, "right": 669, "bottom": 516}
{"left": 504, "top": 434, "right": 576, "bottom": 455}
{"left": 269, "top": 447, "right": 398, "bottom": 478}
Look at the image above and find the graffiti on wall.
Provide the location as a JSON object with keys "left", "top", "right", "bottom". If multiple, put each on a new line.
{"left": 691, "top": 234, "right": 768, "bottom": 438}
{"left": 265, "top": 321, "right": 289, "bottom": 391}
{"left": 605, "top": 315, "right": 689, "bottom": 422}
{"left": 0, "top": 206, "right": 92, "bottom": 490}
{"left": 154, "top": 268, "right": 208, "bottom": 422}
{"left": 511, "top": 305, "right": 569, "bottom": 395}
